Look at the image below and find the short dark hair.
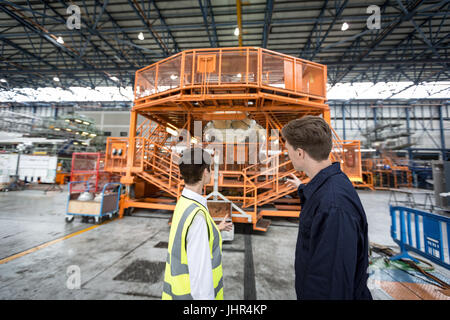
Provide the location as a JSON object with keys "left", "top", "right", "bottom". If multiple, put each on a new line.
{"left": 178, "top": 148, "right": 212, "bottom": 185}
{"left": 281, "top": 116, "right": 332, "bottom": 161}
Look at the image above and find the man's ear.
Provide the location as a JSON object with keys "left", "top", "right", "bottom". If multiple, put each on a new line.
{"left": 296, "top": 148, "right": 304, "bottom": 159}
{"left": 203, "top": 167, "right": 210, "bottom": 180}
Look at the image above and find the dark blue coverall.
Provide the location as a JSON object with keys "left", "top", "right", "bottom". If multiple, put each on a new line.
{"left": 295, "top": 162, "right": 373, "bottom": 300}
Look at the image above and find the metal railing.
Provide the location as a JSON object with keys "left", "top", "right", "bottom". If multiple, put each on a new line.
{"left": 390, "top": 205, "right": 450, "bottom": 270}
{"left": 134, "top": 47, "right": 327, "bottom": 102}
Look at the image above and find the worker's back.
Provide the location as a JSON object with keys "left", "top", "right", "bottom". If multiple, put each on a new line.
{"left": 295, "top": 162, "right": 372, "bottom": 300}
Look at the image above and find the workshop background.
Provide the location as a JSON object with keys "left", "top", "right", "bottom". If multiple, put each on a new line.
{"left": 0, "top": 0, "right": 449, "bottom": 300}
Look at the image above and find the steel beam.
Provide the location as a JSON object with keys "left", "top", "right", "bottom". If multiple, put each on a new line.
{"left": 332, "top": 0, "right": 426, "bottom": 84}
{"left": 300, "top": 0, "right": 329, "bottom": 58}
{"left": 0, "top": 3, "right": 120, "bottom": 87}
{"left": 0, "top": 36, "right": 93, "bottom": 88}
{"left": 199, "top": 0, "right": 219, "bottom": 47}
{"left": 438, "top": 104, "right": 447, "bottom": 160}
{"left": 310, "top": 0, "right": 349, "bottom": 60}
{"left": 261, "top": 0, "right": 274, "bottom": 48}
{"left": 128, "top": 0, "right": 179, "bottom": 57}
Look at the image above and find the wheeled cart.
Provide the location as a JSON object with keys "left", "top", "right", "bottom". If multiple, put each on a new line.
{"left": 65, "top": 181, "right": 122, "bottom": 224}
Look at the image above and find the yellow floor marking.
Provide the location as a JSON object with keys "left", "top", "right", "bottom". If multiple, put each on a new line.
{"left": 0, "top": 219, "right": 114, "bottom": 265}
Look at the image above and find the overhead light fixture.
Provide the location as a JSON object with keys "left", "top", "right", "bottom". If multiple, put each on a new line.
{"left": 81, "top": 132, "right": 89, "bottom": 136}
{"left": 82, "top": 121, "right": 90, "bottom": 125}
{"left": 138, "top": 32, "right": 145, "bottom": 41}
{"left": 191, "top": 137, "right": 198, "bottom": 144}
{"left": 341, "top": 22, "right": 349, "bottom": 31}
{"left": 65, "top": 119, "right": 70, "bottom": 122}
{"left": 89, "top": 133, "right": 97, "bottom": 137}
{"left": 0, "top": 79, "right": 7, "bottom": 83}
{"left": 53, "top": 76, "right": 60, "bottom": 82}
{"left": 56, "top": 36, "right": 64, "bottom": 44}
{"left": 236, "top": 73, "right": 242, "bottom": 78}
{"left": 73, "top": 142, "right": 79, "bottom": 145}
{"left": 109, "top": 76, "right": 119, "bottom": 82}
{"left": 234, "top": 27, "right": 240, "bottom": 36}
{"left": 54, "top": 128, "right": 61, "bottom": 131}
{"left": 65, "top": 128, "right": 72, "bottom": 132}
{"left": 74, "top": 119, "right": 82, "bottom": 123}
{"left": 170, "top": 74, "right": 178, "bottom": 80}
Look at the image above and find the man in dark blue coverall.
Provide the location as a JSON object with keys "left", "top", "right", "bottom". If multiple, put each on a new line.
{"left": 283, "top": 116, "right": 372, "bottom": 300}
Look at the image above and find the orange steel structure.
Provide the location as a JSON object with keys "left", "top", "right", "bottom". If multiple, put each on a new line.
{"left": 104, "top": 47, "right": 362, "bottom": 231}
{"left": 362, "top": 157, "right": 412, "bottom": 190}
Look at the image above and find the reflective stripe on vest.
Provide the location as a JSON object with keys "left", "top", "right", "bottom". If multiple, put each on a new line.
{"left": 163, "top": 281, "right": 193, "bottom": 300}
{"left": 170, "top": 203, "right": 197, "bottom": 276}
{"left": 214, "top": 276, "right": 223, "bottom": 297}
{"left": 211, "top": 217, "right": 222, "bottom": 269}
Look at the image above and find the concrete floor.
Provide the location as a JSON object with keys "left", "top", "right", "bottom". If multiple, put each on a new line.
{"left": 0, "top": 188, "right": 449, "bottom": 300}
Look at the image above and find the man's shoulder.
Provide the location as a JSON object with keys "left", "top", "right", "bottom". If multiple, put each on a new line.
{"left": 316, "top": 175, "right": 363, "bottom": 212}
{"left": 186, "top": 210, "right": 208, "bottom": 239}
{"left": 192, "top": 210, "right": 207, "bottom": 221}
{"left": 178, "top": 196, "right": 209, "bottom": 214}
{"left": 324, "top": 171, "right": 359, "bottom": 197}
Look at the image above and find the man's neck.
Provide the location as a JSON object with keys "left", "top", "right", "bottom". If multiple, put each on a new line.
{"left": 305, "top": 159, "right": 332, "bottom": 180}
{"left": 184, "top": 183, "right": 203, "bottom": 195}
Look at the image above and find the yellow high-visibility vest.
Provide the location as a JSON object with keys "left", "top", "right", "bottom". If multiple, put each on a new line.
{"left": 162, "top": 195, "right": 223, "bottom": 300}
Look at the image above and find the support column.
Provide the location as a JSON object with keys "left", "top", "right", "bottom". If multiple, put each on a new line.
{"left": 265, "top": 114, "right": 269, "bottom": 158}
{"left": 123, "top": 110, "right": 137, "bottom": 184}
{"left": 373, "top": 106, "right": 378, "bottom": 142}
{"left": 341, "top": 104, "right": 346, "bottom": 140}
{"left": 438, "top": 104, "right": 446, "bottom": 160}
{"left": 405, "top": 107, "right": 412, "bottom": 161}
{"left": 323, "top": 108, "right": 331, "bottom": 125}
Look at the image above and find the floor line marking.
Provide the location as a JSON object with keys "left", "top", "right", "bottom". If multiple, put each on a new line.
{"left": 0, "top": 219, "right": 114, "bottom": 265}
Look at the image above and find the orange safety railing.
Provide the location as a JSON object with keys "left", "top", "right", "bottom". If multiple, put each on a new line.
{"left": 362, "top": 157, "right": 412, "bottom": 189}
{"left": 332, "top": 140, "right": 363, "bottom": 183}
{"left": 329, "top": 126, "right": 362, "bottom": 183}
{"left": 103, "top": 47, "right": 367, "bottom": 231}
{"left": 139, "top": 138, "right": 182, "bottom": 197}
{"left": 241, "top": 151, "right": 307, "bottom": 208}
{"left": 106, "top": 132, "right": 362, "bottom": 209}
{"left": 134, "top": 47, "right": 327, "bottom": 103}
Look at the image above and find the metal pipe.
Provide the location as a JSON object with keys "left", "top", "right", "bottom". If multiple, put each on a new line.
{"left": 438, "top": 104, "right": 447, "bottom": 160}
{"left": 213, "top": 153, "right": 219, "bottom": 201}
{"left": 236, "top": 0, "right": 243, "bottom": 47}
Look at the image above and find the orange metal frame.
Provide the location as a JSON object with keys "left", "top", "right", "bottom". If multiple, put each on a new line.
{"left": 105, "top": 47, "right": 363, "bottom": 231}
{"left": 362, "top": 157, "right": 412, "bottom": 190}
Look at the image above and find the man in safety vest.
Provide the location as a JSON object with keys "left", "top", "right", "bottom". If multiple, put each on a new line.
{"left": 162, "top": 147, "right": 233, "bottom": 300}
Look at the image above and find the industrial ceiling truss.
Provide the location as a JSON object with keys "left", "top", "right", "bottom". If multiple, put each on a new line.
{"left": 0, "top": 0, "right": 448, "bottom": 89}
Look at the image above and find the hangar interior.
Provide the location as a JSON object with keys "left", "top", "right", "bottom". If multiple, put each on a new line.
{"left": 0, "top": 0, "right": 449, "bottom": 300}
